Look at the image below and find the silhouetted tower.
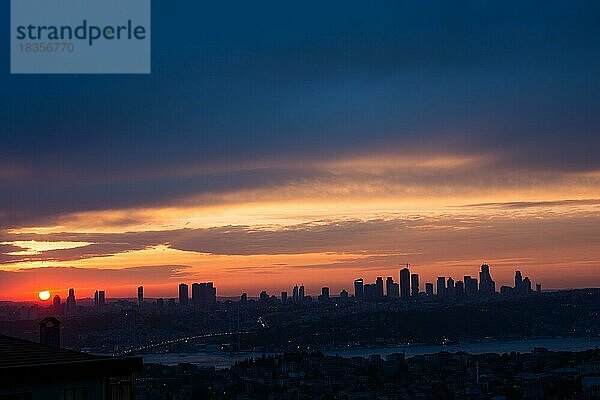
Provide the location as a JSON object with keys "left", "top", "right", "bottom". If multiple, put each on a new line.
{"left": 386, "top": 277, "right": 399, "bottom": 298}
{"left": 399, "top": 268, "right": 410, "bottom": 299}
{"left": 375, "top": 277, "right": 384, "bottom": 298}
{"left": 464, "top": 276, "right": 478, "bottom": 296}
{"left": 514, "top": 271, "right": 523, "bottom": 292}
{"left": 320, "top": 287, "right": 330, "bottom": 301}
{"left": 425, "top": 283, "right": 434, "bottom": 296}
{"left": 479, "top": 264, "right": 496, "bottom": 295}
{"left": 523, "top": 277, "right": 532, "bottom": 293}
{"left": 178, "top": 283, "right": 189, "bottom": 307}
{"left": 298, "top": 285, "right": 305, "bottom": 302}
{"left": 292, "top": 285, "right": 299, "bottom": 303}
{"left": 39, "top": 317, "right": 61, "bottom": 348}
{"left": 436, "top": 277, "right": 446, "bottom": 297}
{"left": 52, "top": 295, "right": 61, "bottom": 314}
{"left": 411, "top": 273, "right": 419, "bottom": 297}
{"left": 137, "top": 286, "right": 144, "bottom": 305}
{"left": 446, "top": 277, "right": 455, "bottom": 298}
{"left": 66, "top": 288, "right": 76, "bottom": 315}
{"left": 93, "top": 290, "right": 105, "bottom": 308}
{"left": 354, "top": 279, "right": 364, "bottom": 298}
{"left": 281, "top": 291, "right": 288, "bottom": 303}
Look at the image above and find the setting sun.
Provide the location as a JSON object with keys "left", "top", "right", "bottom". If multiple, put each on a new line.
{"left": 38, "top": 291, "right": 51, "bottom": 301}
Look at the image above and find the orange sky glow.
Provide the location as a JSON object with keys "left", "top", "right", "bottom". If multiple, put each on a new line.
{"left": 2, "top": 151, "right": 600, "bottom": 301}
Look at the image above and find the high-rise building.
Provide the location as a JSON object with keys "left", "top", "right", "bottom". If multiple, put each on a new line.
{"left": 375, "top": 277, "right": 384, "bottom": 298}
{"left": 94, "top": 290, "right": 99, "bottom": 308}
{"left": 191, "top": 283, "right": 201, "bottom": 305}
{"left": 298, "top": 285, "right": 305, "bottom": 302}
{"left": 240, "top": 293, "right": 248, "bottom": 303}
{"left": 523, "top": 277, "right": 532, "bottom": 293}
{"left": 98, "top": 290, "right": 105, "bottom": 307}
{"left": 320, "top": 287, "right": 330, "bottom": 301}
{"left": 137, "top": 286, "right": 144, "bottom": 306}
{"left": 259, "top": 291, "right": 269, "bottom": 301}
{"left": 536, "top": 283, "right": 542, "bottom": 293}
{"left": 363, "top": 283, "right": 378, "bottom": 299}
{"left": 464, "top": 276, "right": 478, "bottom": 296}
{"left": 479, "top": 264, "right": 496, "bottom": 295}
{"left": 410, "top": 273, "right": 419, "bottom": 297}
{"left": 386, "top": 277, "right": 399, "bottom": 298}
{"left": 436, "top": 277, "right": 446, "bottom": 297}
{"left": 52, "top": 295, "right": 61, "bottom": 312}
{"left": 191, "top": 282, "right": 216, "bottom": 307}
{"left": 178, "top": 283, "right": 189, "bottom": 307}
{"left": 292, "top": 285, "right": 299, "bottom": 303}
{"left": 340, "top": 289, "right": 349, "bottom": 299}
{"left": 354, "top": 279, "right": 364, "bottom": 298}
{"left": 399, "top": 268, "right": 410, "bottom": 299}
{"left": 281, "top": 291, "right": 288, "bottom": 302}
{"left": 515, "top": 271, "right": 523, "bottom": 291}
{"left": 66, "top": 288, "right": 76, "bottom": 315}
{"left": 425, "top": 283, "right": 434, "bottom": 296}
{"left": 446, "top": 278, "right": 455, "bottom": 298}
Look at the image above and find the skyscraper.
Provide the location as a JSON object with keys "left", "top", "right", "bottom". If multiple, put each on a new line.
{"left": 479, "top": 264, "right": 496, "bottom": 295}
{"left": 66, "top": 288, "right": 76, "bottom": 315}
{"left": 137, "top": 286, "right": 144, "bottom": 306}
{"left": 98, "top": 290, "right": 105, "bottom": 307}
{"left": 436, "top": 277, "right": 446, "bottom": 297}
{"left": 375, "top": 277, "right": 384, "bottom": 298}
{"left": 410, "top": 273, "right": 419, "bottom": 297}
{"left": 191, "top": 282, "right": 216, "bottom": 307}
{"left": 52, "top": 295, "right": 61, "bottom": 313}
{"left": 192, "top": 283, "right": 201, "bottom": 305}
{"left": 354, "top": 279, "right": 364, "bottom": 298}
{"left": 446, "top": 277, "right": 455, "bottom": 298}
{"left": 178, "top": 283, "right": 189, "bottom": 307}
{"left": 514, "top": 270, "right": 523, "bottom": 291}
{"left": 320, "top": 287, "right": 330, "bottom": 301}
{"left": 464, "top": 276, "right": 478, "bottom": 296}
{"left": 281, "top": 291, "right": 288, "bottom": 303}
{"left": 399, "top": 268, "right": 410, "bottom": 300}
{"left": 425, "top": 283, "right": 434, "bottom": 296}
{"left": 292, "top": 285, "right": 299, "bottom": 303}
{"left": 523, "top": 277, "right": 532, "bottom": 293}
{"left": 298, "top": 285, "right": 305, "bottom": 302}
{"left": 206, "top": 282, "right": 217, "bottom": 306}
{"left": 386, "top": 277, "right": 399, "bottom": 298}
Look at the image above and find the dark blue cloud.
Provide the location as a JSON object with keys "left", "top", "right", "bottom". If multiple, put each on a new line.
{"left": 1, "top": 0, "right": 599, "bottom": 225}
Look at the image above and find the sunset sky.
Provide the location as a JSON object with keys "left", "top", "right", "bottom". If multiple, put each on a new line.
{"left": 1, "top": 1, "right": 600, "bottom": 301}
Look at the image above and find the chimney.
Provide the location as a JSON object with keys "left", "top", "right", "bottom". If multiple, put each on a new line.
{"left": 39, "top": 317, "right": 61, "bottom": 348}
